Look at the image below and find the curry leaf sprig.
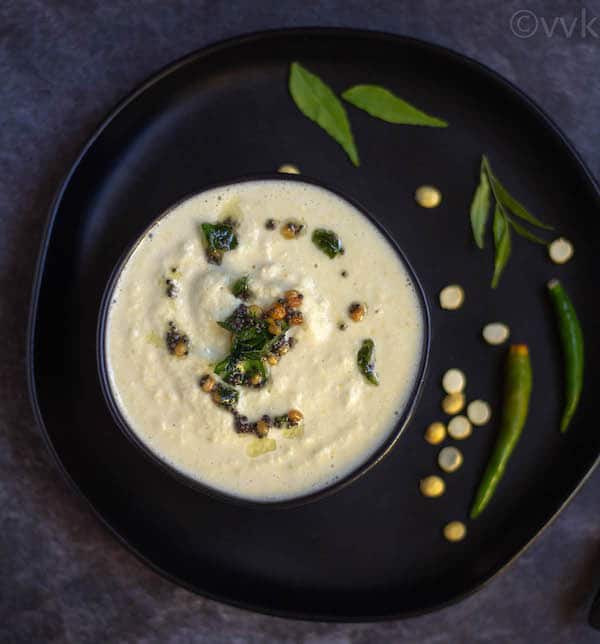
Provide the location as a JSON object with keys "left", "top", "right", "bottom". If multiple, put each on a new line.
{"left": 469, "top": 155, "right": 553, "bottom": 288}
{"left": 288, "top": 63, "right": 449, "bottom": 166}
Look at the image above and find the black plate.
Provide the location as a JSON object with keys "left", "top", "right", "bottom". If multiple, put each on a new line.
{"left": 28, "top": 28, "right": 600, "bottom": 620}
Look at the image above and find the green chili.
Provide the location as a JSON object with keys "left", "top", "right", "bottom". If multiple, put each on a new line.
{"left": 547, "top": 279, "right": 584, "bottom": 433}
{"left": 470, "top": 344, "right": 532, "bottom": 518}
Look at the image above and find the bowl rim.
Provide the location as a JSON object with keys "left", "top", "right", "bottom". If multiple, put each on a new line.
{"left": 96, "top": 173, "right": 431, "bottom": 510}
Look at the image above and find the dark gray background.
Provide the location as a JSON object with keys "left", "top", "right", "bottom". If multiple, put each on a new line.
{"left": 2, "top": 1, "right": 599, "bottom": 642}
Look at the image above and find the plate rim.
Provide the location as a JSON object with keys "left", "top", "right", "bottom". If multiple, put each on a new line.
{"left": 26, "top": 26, "right": 600, "bottom": 622}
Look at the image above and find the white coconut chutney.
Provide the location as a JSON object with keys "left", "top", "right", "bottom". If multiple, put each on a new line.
{"left": 105, "top": 179, "right": 425, "bottom": 502}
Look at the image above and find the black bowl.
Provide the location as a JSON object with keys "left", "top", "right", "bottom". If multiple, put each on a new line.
{"left": 97, "top": 174, "right": 431, "bottom": 509}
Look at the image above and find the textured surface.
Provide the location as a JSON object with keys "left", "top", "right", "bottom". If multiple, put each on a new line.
{"left": 2, "top": 1, "right": 600, "bottom": 642}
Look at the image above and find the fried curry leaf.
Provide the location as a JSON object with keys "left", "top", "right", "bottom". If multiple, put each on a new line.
{"left": 357, "top": 339, "right": 379, "bottom": 385}
{"left": 217, "top": 304, "right": 256, "bottom": 333}
{"left": 342, "top": 85, "right": 448, "bottom": 127}
{"left": 312, "top": 228, "right": 345, "bottom": 258}
{"left": 201, "top": 222, "right": 238, "bottom": 265}
{"left": 240, "top": 357, "right": 268, "bottom": 382}
{"left": 214, "top": 356, "right": 242, "bottom": 386}
{"left": 211, "top": 383, "right": 239, "bottom": 409}
{"left": 265, "top": 323, "right": 290, "bottom": 354}
{"left": 231, "top": 275, "right": 252, "bottom": 300}
{"left": 215, "top": 305, "right": 287, "bottom": 387}
{"left": 289, "top": 62, "right": 359, "bottom": 167}
{"left": 232, "top": 324, "right": 272, "bottom": 356}
{"left": 215, "top": 355, "right": 268, "bottom": 387}
{"left": 214, "top": 356, "right": 231, "bottom": 377}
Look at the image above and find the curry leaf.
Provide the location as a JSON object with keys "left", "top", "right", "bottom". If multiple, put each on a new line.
{"left": 357, "top": 339, "right": 379, "bottom": 385}
{"left": 201, "top": 223, "right": 238, "bottom": 250}
{"left": 492, "top": 176, "right": 553, "bottom": 230}
{"left": 312, "top": 228, "right": 344, "bottom": 258}
{"left": 215, "top": 354, "right": 268, "bottom": 387}
{"left": 342, "top": 85, "right": 448, "bottom": 127}
{"left": 491, "top": 207, "right": 511, "bottom": 289}
{"left": 508, "top": 218, "right": 547, "bottom": 245}
{"left": 232, "top": 325, "right": 271, "bottom": 355}
{"left": 470, "top": 161, "right": 491, "bottom": 249}
{"left": 240, "top": 358, "right": 268, "bottom": 382}
{"left": 214, "top": 357, "right": 242, "bottom": 386}
{"left": 201, "top": 222, "right": 238, "bottom": 265}
{"left": 482, "top": 156, "right": 553, "bottom": 231}
{"left": 289, "top": 62, "right": 359, "bottom": 166}
{"left": 231, "top": 275, "right": 252, "bottom": 300}
{"left": 215, "top": 305, "right": 287, "bottom": 387}
{"left": 217, "top": 305, "right": 256, "bottom": 332}
{"left": 214, "top": 356, "right": 234, "bottom": 378}
{"left": 210, "top": 382, "right": 239, "bottom": 409}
